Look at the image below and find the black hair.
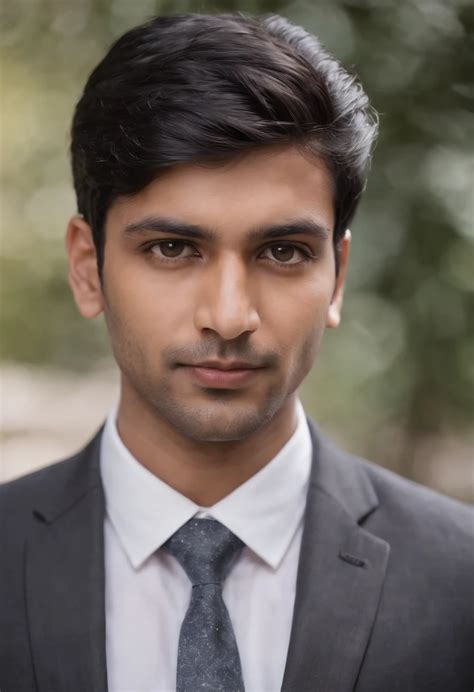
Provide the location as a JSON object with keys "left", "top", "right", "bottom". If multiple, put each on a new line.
{"left": 71, "top": 12, "right": 378, "bottom": 277}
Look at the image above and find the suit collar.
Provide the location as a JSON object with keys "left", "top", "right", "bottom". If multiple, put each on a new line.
{"left": 26, "top": 428, "right": 108, "bottom": 692}
{"left": 100, "top": 399, "right": 312, "bottom": 570}
{"left": 26, "top": 416, "right": 388, "bottom": 692}
{"left": 31, "top": 426, "right": 104, "bottom": 525}
{"left": 31, "top": 417, "right": 377, "bottom": 528}
{"left": 305, "top": 417, "right": 379, "bottom": 523}
{"left": 281, "top": 416, "right": 390, "bottom": 691}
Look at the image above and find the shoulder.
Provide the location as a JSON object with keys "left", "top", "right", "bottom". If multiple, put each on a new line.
{"left": 308, "top": 417, "right": 472, "bottom": 549}
{"left": 351, "top": 455, "right": 474, "bottom": 595}
{"left": 0, "top": 427, "right": 104, "bottom": 530}
{"left": 310, "top": 416, "right": 472, "bottom": 564}
{"left": 360, "top": 455, "right": 472, "bottom": 543}
{"left": 1, "top": 456, "right": 77, "bottom": 513}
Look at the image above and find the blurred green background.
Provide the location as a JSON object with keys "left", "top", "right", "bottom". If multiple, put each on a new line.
{"left": 1, "top": 0, "right": 473, "bottom": 499}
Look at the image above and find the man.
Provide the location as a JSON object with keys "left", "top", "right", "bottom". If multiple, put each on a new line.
{"left": 0, "top": 12, "right": 472, "bottom": 692}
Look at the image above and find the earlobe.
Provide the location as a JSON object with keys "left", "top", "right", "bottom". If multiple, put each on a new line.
{"left": 65, "top": 215, "right": 104, "bottom": 319}
{"left": 326, "top": 303, "right": 341, "bottom": 329}
{"left": 326, "top": 229, "right": 351, "bottom": 330}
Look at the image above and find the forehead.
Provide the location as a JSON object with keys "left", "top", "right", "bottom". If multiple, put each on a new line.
{"left": 108, "top": 145, "right": 335, "bottom": 236}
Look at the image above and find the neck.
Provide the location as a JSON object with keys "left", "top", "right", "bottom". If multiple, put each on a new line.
{"left": 115, "top": 390, "right": 299, "bottom": 506}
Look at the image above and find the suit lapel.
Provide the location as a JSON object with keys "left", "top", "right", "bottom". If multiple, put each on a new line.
{"left": 25, "top": 431, "right": 108, "bottom": 692}
{"left": 23, "top": 415, "right": 388, "bottom": 692}
{"left": 281, "top": 418, "right": 390, "bottom": 691}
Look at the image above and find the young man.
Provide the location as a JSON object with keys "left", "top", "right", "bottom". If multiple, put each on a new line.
{"left": 1, "top": 12, "right": 472, "bottom": 692}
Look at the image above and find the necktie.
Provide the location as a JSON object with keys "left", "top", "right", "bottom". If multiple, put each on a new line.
{"left": 163, "top": 518, "right": 245, "bottom": 692}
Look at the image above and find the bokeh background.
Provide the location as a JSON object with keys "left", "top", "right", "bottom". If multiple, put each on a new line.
{"left": 1, "top": 0, "right": 473, "bottom": 500}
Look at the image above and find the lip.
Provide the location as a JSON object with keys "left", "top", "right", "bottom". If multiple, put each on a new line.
{"left": 188, "top": 360, "right": 261, "bottom": 371}
{"left": 182, "top": 364, "right": 263, "bottom": 388}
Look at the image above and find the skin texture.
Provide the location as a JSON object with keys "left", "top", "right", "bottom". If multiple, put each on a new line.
{"left": 66, "top": 145, "right": 350, "bottom": 505}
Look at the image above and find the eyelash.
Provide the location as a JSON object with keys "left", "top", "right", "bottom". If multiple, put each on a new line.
{"left": 142, "top": 240, "right": 316, "bottom": 269}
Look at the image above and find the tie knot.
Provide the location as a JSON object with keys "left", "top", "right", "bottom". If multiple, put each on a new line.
{"left": 163, "top": 518, "right": 244, "bottom": 586}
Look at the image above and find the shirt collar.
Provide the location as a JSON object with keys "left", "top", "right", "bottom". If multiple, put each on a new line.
{"left": 100, "top": 398, "right": 312, "bottom": 570}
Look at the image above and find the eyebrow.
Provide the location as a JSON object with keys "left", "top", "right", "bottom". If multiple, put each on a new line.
{"left": 124, "top": 214, "right": 330, "bottom": 243}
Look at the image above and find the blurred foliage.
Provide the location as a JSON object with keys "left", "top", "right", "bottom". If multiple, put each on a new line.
{"left": 1, "top": 0, "right": 473, "bottom": 486}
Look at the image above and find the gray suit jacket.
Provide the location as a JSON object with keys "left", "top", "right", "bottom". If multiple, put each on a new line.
{"left": 1, "top": 416, "right": 473, "bottom": 692}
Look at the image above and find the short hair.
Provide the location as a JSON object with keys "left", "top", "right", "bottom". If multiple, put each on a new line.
{"left": 71, "top": 12, "right": 378, "bottom": 277}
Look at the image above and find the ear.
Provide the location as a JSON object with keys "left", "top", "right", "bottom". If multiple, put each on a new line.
{"left": 326, "top": 229, "right": 351, "bottom": 329}
{"left": 65, "top": 215, "right": 104, "bottom": 319}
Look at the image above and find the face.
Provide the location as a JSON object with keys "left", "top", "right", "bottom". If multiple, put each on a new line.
{"left": 67, "top": 146, "right": 350, "bottom": 442}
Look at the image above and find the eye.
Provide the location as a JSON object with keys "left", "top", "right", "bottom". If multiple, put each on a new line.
{"left": 148, "top": 240, "right": 197, "bottom": 259}
{"left": 260, "top": 243, "right": 311, "bottom": 265}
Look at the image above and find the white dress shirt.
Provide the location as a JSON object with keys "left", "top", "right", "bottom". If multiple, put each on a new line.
{"left": 100, "top": 398, "right": 312, "bottom": 692}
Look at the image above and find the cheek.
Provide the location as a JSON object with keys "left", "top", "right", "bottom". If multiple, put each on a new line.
{"left": 105, "top": 261, "right": 186, "bottom": 335}
{"left": 284, "top": 322, "right": 325, "bottom": 389}
{"left": 275, "top": 281, "right": 331, "bottom": 365}
{"left": 276, "top": 278, "right": 332, "bottom": 332}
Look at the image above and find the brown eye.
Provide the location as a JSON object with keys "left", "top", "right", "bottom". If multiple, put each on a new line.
{"left": 154, "top": 240, "right": 187, "bottom": 257}
{"left": 270, "top": 245, "right": 296, "bottom": 262}
{"left": 261, "top": 243, "right": 309, "bottom": 265}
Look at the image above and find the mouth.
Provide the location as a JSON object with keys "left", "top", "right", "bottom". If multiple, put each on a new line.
{"left": 179, "top": 363, "right": 264, "bottom": 389}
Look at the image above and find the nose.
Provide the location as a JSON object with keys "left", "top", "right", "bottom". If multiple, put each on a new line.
{"left": 194, "top": 254, "right": 260, "bottom": 340}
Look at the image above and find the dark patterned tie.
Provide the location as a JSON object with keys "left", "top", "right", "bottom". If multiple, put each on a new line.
{"left": 163, "top": 518, "right": 245, "bottom": 692}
